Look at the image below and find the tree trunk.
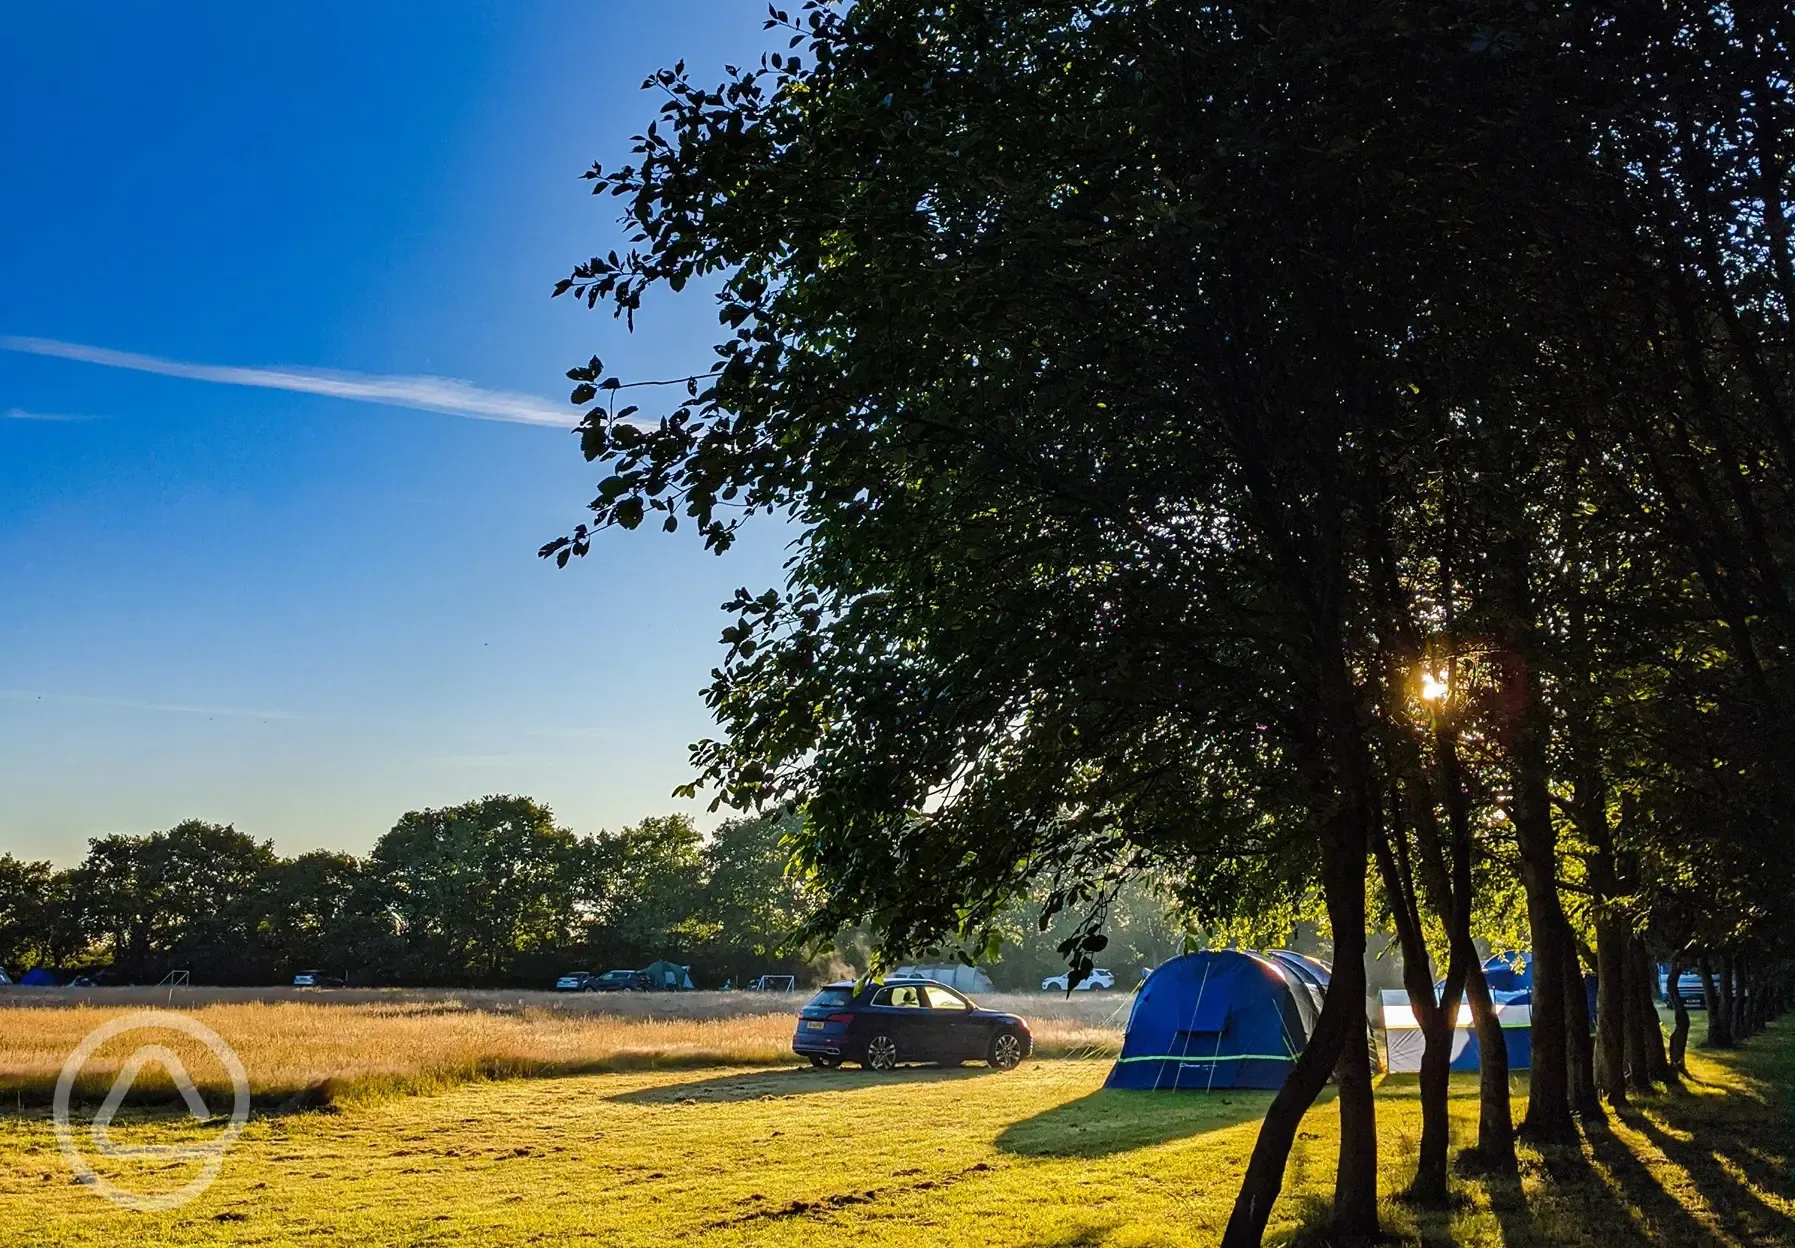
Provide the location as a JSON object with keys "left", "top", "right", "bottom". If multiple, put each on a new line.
{"left": 1459, "top": 943, "right": 1517, "bottom": 1171}
{"left": 1667, "top": 952, "right": 1691, "bottom": 1070}
{"left": 1433, "top": 727, "right": 1515, "bottom": 1172}
{"left": 1700, "top": 953, "right": 1734, "bottom": 1048}
{"left": 1221, "top": 827, "right": 1375, "bottom": 1248}
{"left": 1633, "top": 939, "right": 1676, "bottom": 1085}
{"left": 1621, "top": 935, "right": 1654, "bottom": 1093}
{"left": 1562, "top": 932, "right": 1599, "bottom": 1115}
{"left": 1594, "top": 912, "right": 1630, "bottom": 1106}
{"left": 1411, "top": 943, "right": 1468, "bottom": 1206}
{"left": 1507, "top": 727, "right": 1573, "bottom": 1136}
{"left": 1732, "top": 959, "right": 1752, "bottom": 1039}
{"left": 1370, "top": 785, "right": 1455, "bottom": 1208}
{"left": 1329, "top": 857, "right": 1379, "bottom": 1241}
{"left": 1721, "top": 955, "right": 1740, "bottom": 1043}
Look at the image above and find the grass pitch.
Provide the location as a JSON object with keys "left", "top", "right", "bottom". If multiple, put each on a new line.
{"left": 0, "top": 1015, "right": 1789, "bottom": 1247}
{"left": 0, "top": 990, "right": 1128, "bottom": 1108}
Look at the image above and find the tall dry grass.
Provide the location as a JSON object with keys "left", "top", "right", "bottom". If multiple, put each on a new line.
{"left": 0, "top": 990, "right": 1127, "bottom": 1110}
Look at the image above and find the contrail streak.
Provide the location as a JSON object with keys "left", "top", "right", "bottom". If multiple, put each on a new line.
{"left": 1, "top": 335, "right": 574, "bottom": 427}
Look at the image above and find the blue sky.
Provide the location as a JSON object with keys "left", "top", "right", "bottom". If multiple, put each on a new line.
{"left": 0, "top": 2, "right": 791, "bottom": 863}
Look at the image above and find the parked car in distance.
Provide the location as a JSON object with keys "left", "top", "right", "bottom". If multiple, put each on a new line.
{"left": 1659, "top": 967, "right": 1707, "bottom": 1008}
{"left": 792, "top": 979, "right": 1032, "bottom": 1072}
{"left": 1040, "top": 967, "right": 1116, "bottom": 992}
{"left": 555, "top": 971, "right": 598, "bottom": 992}
{"left": 584, "top": 969, "right": 647, "bottom": 992}
{"left": 291, "top": 970, "right": 345, "bottom": 987}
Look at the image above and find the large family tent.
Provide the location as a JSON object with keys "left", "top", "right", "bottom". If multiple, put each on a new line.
{"left": 1267, "top": 950, "right": 1331, "bottom": 1014}
{"left": 1379, "top": 989, "right": 1534, "bottom": 1073}
{"left": 18, "top": 968, "right": 58, "bottom": 986}
{"left": 1106, "top": 951, "right": 1318, "bottom": 1091}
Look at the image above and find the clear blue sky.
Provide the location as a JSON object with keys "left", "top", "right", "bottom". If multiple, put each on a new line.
{"left": 0, "top": 2, "right": 791, "bottom": 864}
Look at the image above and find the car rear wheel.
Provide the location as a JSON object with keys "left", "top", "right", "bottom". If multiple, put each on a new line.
{"left": 863, "top": 1033, "right": 899, "bottom": 1071}
{"left": 988, "top": 1029, "right": 1025, "bottom": 1071}
{"left": 808, "top": 1055, "right": 841, "bottom": 1069}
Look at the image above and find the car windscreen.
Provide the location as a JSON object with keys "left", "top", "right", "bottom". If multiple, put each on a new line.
{"left": 807, "top": 988, "right": 854, "bottom": 1008}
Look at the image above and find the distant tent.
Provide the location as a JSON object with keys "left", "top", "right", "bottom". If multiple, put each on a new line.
{"left": 1482, "top": 951, "right": 1532, "bottom": 993}
{"left": 641, "top": 960, "right": 695, "bottom": 991}
{"left": 890, "top": 963, "right": 997, "bottom": 995}
{"left": 1106, "top": 950, "right": 1317, "bottom": 1091}
{"left": 18, "top": 968, "right": 58, "bottom": 987}
{"left": 1380, "top": 989, "right": 1533, "bottom": 1073}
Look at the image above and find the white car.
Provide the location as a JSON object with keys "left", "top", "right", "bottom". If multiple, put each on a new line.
{"left": 1041, "top": 968, "right": 1116, "bottom": 992}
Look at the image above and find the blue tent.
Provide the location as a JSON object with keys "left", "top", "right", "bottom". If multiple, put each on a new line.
{"left": 1106, "top": 951, "right": 1317, "bottom": 1091}
{"left": 1482, "top": 951, "right": 1532, "bottom": 992}
{"left": 1269, "top": 949, "right": 1331, "bottom": 992}
{"left": 18, "top": 968, "right": 57, "bottom": 986}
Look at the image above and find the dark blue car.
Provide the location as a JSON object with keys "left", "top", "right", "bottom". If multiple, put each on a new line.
{"left": 791, "top": 978, "right": 1032, "bottom": 1071}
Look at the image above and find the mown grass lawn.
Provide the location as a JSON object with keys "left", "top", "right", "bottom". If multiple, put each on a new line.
{"left": 0, "top": 1019, "right": 1788, "bottom": 1248}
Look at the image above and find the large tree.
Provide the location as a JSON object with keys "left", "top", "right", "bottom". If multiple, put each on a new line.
{"left": 540, "top": 0, "right": 1619, "bottom": 1237}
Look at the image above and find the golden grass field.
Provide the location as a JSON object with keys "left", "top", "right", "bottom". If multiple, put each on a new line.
{"left": 0, "top": 996, "right": 1786, "bottom": 1247}
{"left": 0, "top": 988, "right": 1131, "bottom": 1108}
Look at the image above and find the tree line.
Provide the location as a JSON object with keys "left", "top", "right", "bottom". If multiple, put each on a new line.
{"left": 0, "top": 799, "right": 813, "bottom": 987}
{"left": 545, "top": 2, "right": 1795, "bottom": 1245}
{"left": 0, "top": 797, "right": 1185, "bottom": 990}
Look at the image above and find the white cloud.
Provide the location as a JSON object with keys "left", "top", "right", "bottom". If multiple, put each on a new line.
{"left": 0, "top": 689, "right": 300, "bottom": 721}
{"left": 3, "top": 407, "right": 93, "bottom": 421}
{"left": 1, "top": 335, "right": 575, "bottom": 428}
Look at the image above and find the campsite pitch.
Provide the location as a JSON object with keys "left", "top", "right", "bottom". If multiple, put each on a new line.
{"left": 1, "top": 1022, "right": 1790, "bottom": 1248}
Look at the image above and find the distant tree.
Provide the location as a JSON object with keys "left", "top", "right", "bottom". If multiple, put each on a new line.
{"left": 265, "top": 850, "right": 396, "bottom": 981}
{"left": 697, "top": 811, "right": 812, "bottom": 979}
{"left": 370, "top": 796, "right": 580, "bottom": 983}
{"left": 0, "top": 854, "right": 82, "bottom": 971}
{"left": 72, "top": 821, "right": 281, "bottom": 983}
{"left": 578, "top": 814, "right": 708, "bottom": 963}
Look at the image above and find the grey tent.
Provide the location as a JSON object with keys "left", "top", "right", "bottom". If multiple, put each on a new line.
{"left": 641, "top": 960, "right": 695, "bottom": 990}
{"left": 889, "top": 963, "right": 997, "bottom": 995}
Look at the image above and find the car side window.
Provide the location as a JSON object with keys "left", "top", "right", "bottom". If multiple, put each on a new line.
{"left": 877, "top": 984, "right": 923, "bottom": 1008}
{"left": 923, "top": 985, "right": 970, "bottom": 1011}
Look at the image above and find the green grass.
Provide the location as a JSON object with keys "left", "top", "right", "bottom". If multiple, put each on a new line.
{"left": 0, "top": 1019, "right": 1788, "bottom": 1247}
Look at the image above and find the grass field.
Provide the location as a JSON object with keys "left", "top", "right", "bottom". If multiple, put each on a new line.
{"left": 0, "top": 989, "right": 1130, "bottom": 1108}
{"left": 0, "top": 1000, "right": 1786, "bottom": 1247}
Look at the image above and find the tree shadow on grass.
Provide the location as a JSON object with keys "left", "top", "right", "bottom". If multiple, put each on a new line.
{"left": 995, "top": 1085, "right": 1275, "bottom": 1158}
{"left": 1624, "top": 1088, "right": 1795, "bottom": 1244}
{"left": 1443, "top": 1119, "right": 1742, "bottom": 1248}
{"left": 605, "top": 1063, "right": 988, "bottom": 1104}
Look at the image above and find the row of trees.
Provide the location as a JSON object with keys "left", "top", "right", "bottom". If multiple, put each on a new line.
{"left": 0, "top": 799, "right": 810, "bottom": 987}
{"left": 547, "top": 2, "right": 1794, "bottom": 1245}
{"left": 0, "top": 798, "right": 1186, "bottom": 989}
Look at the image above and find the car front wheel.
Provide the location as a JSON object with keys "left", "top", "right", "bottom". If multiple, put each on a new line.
{"left": 988, "top": 1030, "right": 1025, "bottom": 1071}
{"left": 863, "top": 1033, "right": 899, "bottom": 1071}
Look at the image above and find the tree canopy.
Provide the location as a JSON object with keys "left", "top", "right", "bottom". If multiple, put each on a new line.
{"left": 546, "top": 1, "right": 1793, "bottom": 1241}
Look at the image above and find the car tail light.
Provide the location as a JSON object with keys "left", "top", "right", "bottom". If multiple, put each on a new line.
{"left": 825, "top": 1013, "right": 855, "bottom": 1024}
